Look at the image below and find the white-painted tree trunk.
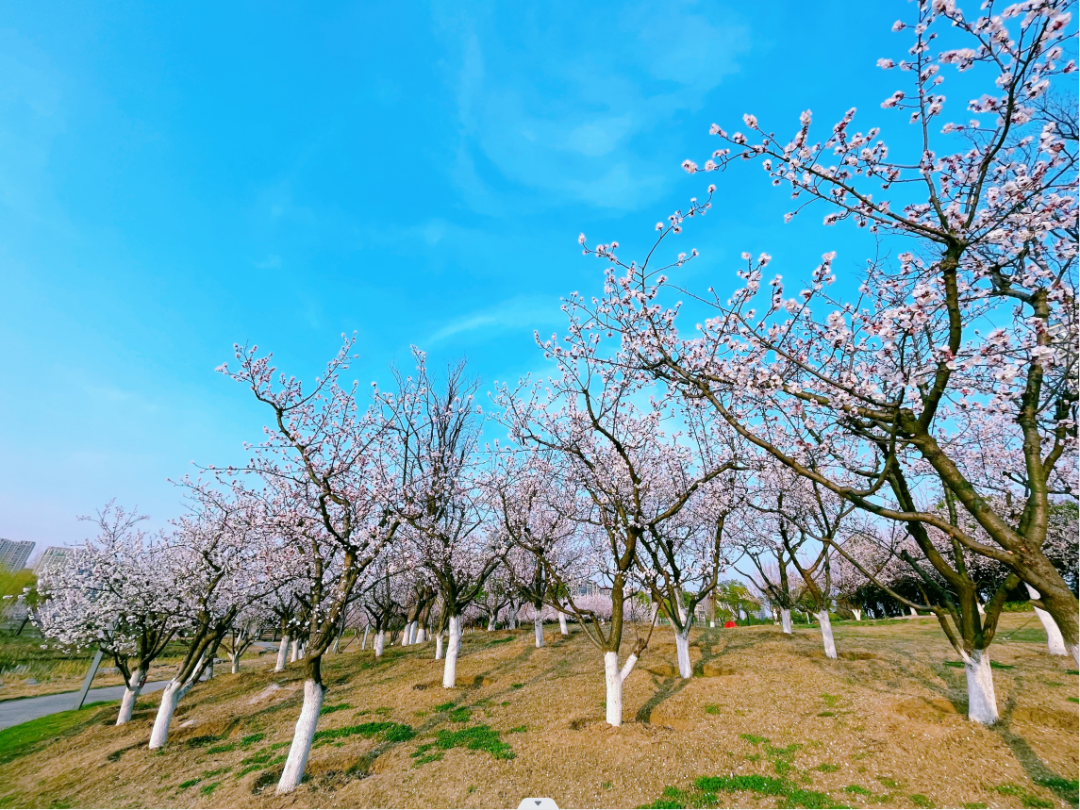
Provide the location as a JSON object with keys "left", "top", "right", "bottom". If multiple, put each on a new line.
{"left": 442, "top": 615, "right": 462, "bottom": 688}
{"left": 1024, "top": 584, "right": 1068, "bottom": 656}
{"left": 962, "top": 649, "right": 999, "bottom": 724}
{"left": 675, "top": 629, "right": 692, "bottom": 678}
{"left": 435, "top": 632, "right": 444, "bottom": 660}
{"left": 851, "top": 609, "right": 862, "bottom": 621}
{"left": 373, "top": 630, "right": 385, "bottom": 658}
{"left": 534, "top": 617, "right": 544, "bottom": 648}
{"left": 276, "top": 678, "right": 325, "bottom": 795}
{"left": 231, "top": 652, "right": 242, "bottom": 674}
{"left": 604, "top": 652, "right": 622, "bottom": 726}
{"left": 487, "top": 615, "right": 496, "bottom": 631}
{"left": 116, "top": 668, "right": 144, "bottom": 725}
{"left": 559, "top": 612, "right": 568, "bottom": 636}
{"left": 148, "top": 680, "right": 182, "bottom": 749}
{"left": 650, "top": 602, "right": 659, "bottom": 627}
{"left": 818, "top": 611, "right": 837, "bottom": 659}
{"left": 290, "top": 638, "right": 299, "bottom": 662}
{"left": 276, "top": 636, "right": 290, "bottom": 671}
{"left": 781, "top": 609, "right": 792, "bottom": 634}
{"left": 602, "top": 650, "right": 639, "bottom": 727}
{"left": 909, "top": 607, "right": 918, "bottom": 617}
{"left": 361, "top": 626, "right": 369, "bottom": 651}
{"left": 416, "top": 627, "right": 426, "bottom": 643}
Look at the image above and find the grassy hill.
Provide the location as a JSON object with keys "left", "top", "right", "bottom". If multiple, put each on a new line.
{"left": 0, "top": 614, "right": 1076, "bottom": 809}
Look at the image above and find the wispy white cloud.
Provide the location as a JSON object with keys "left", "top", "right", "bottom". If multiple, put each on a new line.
{"left": 432, "top": 0, "right": 750, "bottom": 212}
{"left": 425, "top": 296, "right": 562, "bottom": 346}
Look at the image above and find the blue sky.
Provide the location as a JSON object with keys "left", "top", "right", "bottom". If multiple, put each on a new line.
{"left": 1, "top": 0, "right": 909, "bottom": 550}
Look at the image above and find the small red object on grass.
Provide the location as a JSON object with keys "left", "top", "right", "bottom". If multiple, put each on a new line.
{"left": 723, "top": 620, "right": 737, "bottom": 629}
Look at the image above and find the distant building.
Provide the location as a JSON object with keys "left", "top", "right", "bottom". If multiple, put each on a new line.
{"left": 0, "top": 539, "right": 35, "bottom": 572}
{"left": 33, "top": 546, "right": 75, "bottom": 575}
{"left": 571, "top": 581, "right": 601, "bottom": 597}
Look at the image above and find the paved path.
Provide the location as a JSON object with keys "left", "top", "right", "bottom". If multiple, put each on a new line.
{"left": 0, "top": 681, "right": 169, "bottom": 731}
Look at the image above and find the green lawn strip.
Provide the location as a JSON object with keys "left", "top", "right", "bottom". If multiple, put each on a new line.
{"left": 320, "top": 703, "right": 351, "bottom": 716}
{"left": 639, "top": 775, "right": 843, "bottom": 809}
{"left": 411, "top": 724, "right": 515, "bottom": 766}
{"left": 993, "top": 782, "right": 1058, "bottom": 809}
{"left": 0, "top": 701, "right": 112, "bottom": 766}
{"left": 311, "top": 721, "right": 414, "bottom": 748}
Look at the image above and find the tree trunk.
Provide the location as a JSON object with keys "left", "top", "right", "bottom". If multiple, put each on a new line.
{"left": 231, "top": 652, "right": 242, "bottom": 674}
{"left": 442, "top": 615, "right": 462, "bottom": 688}
{"left": 851, "top": 609, "right": 862, "bottom": 621}
{"left": 435, "top": 631, "right": 444, "bottom": 660}
{"left": 116, "top": 668, "right": 145, "bottom": 726}
{"left": 416, "top": 627, "right": 426, "bottom": 643}
{"left": 818, "top": 611, "right": 837, "bottom": 659}
{"left": 361, "top": 626, "right": 369, "bottom": 651}
{"left": 534, "top": 617, "right": 544, "bottom": 648}
{"left": 487, "top": 615, "right": 495, "bottom": 632}
{"left": 373, "top": 630, "right": 385, "bottom": 658}
{"left": 276, "top": 678, "right": 325, "bottom": 794}
{"left": 289, "top": 638, "right": 299, "bottom": 662}
{"left": 602, "top": 651, "right": 638, "bottom": 727}
{"left": 909, "top": 607, "right": 918, "bottom": 617}
{"left": 148, "top": 681, "right": 182, "bottom": 749}
{"left": 604, "top": 652, "right": 623, "bottom": 726}
{"left": 275, "top": 635, "right": 290, "bottom": 672}
{"left": 962, "top": 649, "right": 999, "bottom": 724}
{"left": 781, "top": 609, "right": 792, "bottom": 635}
{"left": 675, "top": 629, "right": 692, "bottom": 678}
{"left": 1024, "top": 584, "right": 1068, "bottom": 657}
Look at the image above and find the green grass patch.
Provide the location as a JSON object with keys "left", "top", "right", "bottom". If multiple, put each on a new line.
{"left": 1066, "top": 669, "right": 1079, "bottom": 675}
{"left": 184, "top": 734, "right": 223, "bottom": 748}
{"left": 511, "top": 683, "right": 524, "bottom": 689}
{"left": 448, "top": 707, "right": 472, "bottom": 723}
{"left": 321, "top": 703, "right": 351, "bottom": 715}
{"left": 821, "top": 694, "right": 841, "bottom": 708}
{"left": 815, "top": 764, "right": 839, "bottom": 773}
{"left": 995, "top": 783, "right": 1058, "bottom": 808}
{"left": 0, "top": 702, "right": 111, "bottom": 766}
{"left": 704, "top": 704, "right": 720, "bottom": 715}
{"left": 960, "top": 803, "right": 987, "bottom": 809}
{"left": 433, "top": 701, "right": 456, "bottom": 711}
{"left": 412, "top": 724, "right": 515, "bottom": 763}
{"left": 642, "top": 774, "right": 840, "bottom": 809}
{"left": 740, "top": 733, "right": 768, "bottom": 745}
{"left": 508, "top": 725, "right": 527, "bottom": 733}
{"left": 206, "top": 743, "right": 236, "bottom": 754}
{"left": 1068, "top": 697, "right": 1078, "bottom": 704}
{"left": 270, "top": 741, "right": 290, "bottom": 750}
{"left": 844, "top": 785, "right": 871, "bottom": 796}
{"left": 909, "top": 793, "right": 933, "bottom": 808}
{"left": 199, "top": 782, "right": 220, "bottom": 796}
{"left": 240, "top": 732, "right": 265, "bottom": 747}
{"left": 313, "top": 722, "right": 414, "bottom": 744}
{"left": 487, "top": 636, "right": 514, "bottom": 645}
{"left": 875, "top": 777, "right": 900, "bottom": 789}
{"left": 817, "top": 711, "right": 836, "bottom": 717}
{"left": 201, "top": 767, "right": 230, "bottom": 778}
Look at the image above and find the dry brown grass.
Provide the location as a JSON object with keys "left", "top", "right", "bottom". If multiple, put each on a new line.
{"left": 0, "top": 614, "right": 1076, "bottom": 809}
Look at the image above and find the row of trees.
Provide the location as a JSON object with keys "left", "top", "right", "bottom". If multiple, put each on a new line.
{"left": 29, "top": 0, "right": 1078, "bottom": 795}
